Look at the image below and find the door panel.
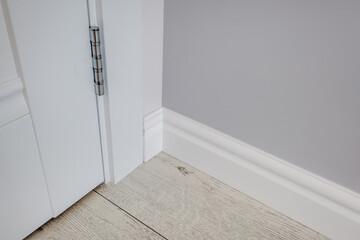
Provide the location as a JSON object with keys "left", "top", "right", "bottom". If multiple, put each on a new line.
{"left": 0, "top": 0, "right": 16, "bottom": 84}
{"left": 0, "top": 115, "right": 53, "bottom": 240}
{"left": 5, "top": 0, "right": 104, "bottom": 216}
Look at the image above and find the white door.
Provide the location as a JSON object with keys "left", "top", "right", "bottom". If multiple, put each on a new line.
{"left": 0, "top": 2, "right": 53, "bottom": 239}
{"left": 4, "top": 0, "right": 104, "bottom": 216}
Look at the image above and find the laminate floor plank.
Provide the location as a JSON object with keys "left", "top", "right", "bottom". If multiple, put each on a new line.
{"left": 25, "top": 191, "right": 164, "bottom": 240}
{"left": 96, "top": 152, "right": 328, "bottom": 240}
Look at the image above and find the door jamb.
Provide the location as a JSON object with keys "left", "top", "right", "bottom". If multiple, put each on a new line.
{"left": 87, "top": 0, "right": 112, "bottom": 183}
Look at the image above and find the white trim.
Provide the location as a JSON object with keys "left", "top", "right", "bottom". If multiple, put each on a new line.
{"left": 95, "top": 96, "right": 111, "bottom": 183}
{"left": 162, "top": 107, "right": 360, "bottom": 240}
{"left": 99, "top": 0, "right": 144, "bottom": 184}
{"left": 87, "top": 0, "right": 112, "bottom": 184}
{"left": 0, "top": 77, "right": 29, "bottom": 127}
{"left": 144, "top": 108, "right": 163, "bottom": 162}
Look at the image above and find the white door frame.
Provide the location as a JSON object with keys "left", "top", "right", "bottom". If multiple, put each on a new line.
{"left": 87, "top": 0, "right": 112, "bottom": 183}
{"left": 87, "top": 0, "right": 144, "bottom": 183}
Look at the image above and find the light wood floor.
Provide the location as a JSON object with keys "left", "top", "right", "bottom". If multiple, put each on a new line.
{"left": 27, "top": 152, "right": 328, "bottom": 240}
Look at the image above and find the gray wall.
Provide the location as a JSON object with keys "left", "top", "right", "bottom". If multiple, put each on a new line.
{"left": 163, "top": 0, "right": 360, "bottom": 193}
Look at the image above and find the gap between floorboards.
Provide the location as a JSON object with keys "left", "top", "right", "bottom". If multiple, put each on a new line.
{"left": 93, "top": 190, "right": 168, "bottom": 240}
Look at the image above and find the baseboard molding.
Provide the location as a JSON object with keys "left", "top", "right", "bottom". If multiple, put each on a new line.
{"left": 143, "top": 108, "right": 163, "bottom": 162}
{"left": 162, "top": 107, "right": 360, "bottom": 240}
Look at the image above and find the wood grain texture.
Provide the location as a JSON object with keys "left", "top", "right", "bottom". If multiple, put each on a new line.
{"left": 96, "top": 152, "right": 329, "bottom": 240}
{"left": 25, "top": 191, "right": 164, "bottom": 240}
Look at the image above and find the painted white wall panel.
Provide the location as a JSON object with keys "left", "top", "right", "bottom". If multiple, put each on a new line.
{"left": 0, "top": 115, "right": 53, "bottom": 240}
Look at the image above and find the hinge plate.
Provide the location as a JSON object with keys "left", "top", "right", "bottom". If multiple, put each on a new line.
{"left": 89, "top": 26, "right": 104, "bottom": 96}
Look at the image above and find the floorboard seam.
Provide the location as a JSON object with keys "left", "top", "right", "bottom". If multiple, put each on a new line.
{"left": 93, "top": 190, "right": 169, "bottom": 240}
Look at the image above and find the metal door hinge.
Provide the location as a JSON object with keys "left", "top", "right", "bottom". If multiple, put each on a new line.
{"left": 89, "top": 26, "right": 104, "bottom": 96}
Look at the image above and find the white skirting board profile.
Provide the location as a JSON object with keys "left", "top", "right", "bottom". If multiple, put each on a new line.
{"left": 143, "top": 107, "right": 360, "bottom": 240}
{"left": 144, "top": 108, "right": 163, "bottom": 161}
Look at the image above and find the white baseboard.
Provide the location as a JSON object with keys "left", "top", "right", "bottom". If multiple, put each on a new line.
{"left": 143, "top": 108, "right": 163, "bottom": 162}
{"left": 161, "top": 107, "right": 360, "bottom": 240}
